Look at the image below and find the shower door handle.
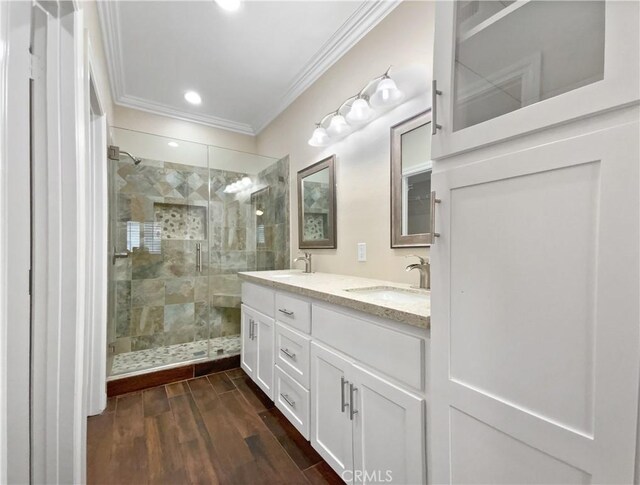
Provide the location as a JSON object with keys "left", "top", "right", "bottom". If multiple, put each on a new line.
{"left": 112, "top": 246, "right": 129, "bottom": 265}
{"left": 196, "top": 243, "right": 203, "bottom": 272}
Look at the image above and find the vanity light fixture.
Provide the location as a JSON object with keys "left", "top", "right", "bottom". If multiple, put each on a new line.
{"left": 370, "top": 75, "right": 404, "bottom": 107}
{"left": 308, "top": 124, "right": 330, "bottom": 147}
{"left": 167, "top": 141, "right": 179, "bottom": 148}
{"left": 346, "top": 96, "right": 374, "bottom": 124}
{"left": 184, "top": 90, "right": 202, "bottom": 105}
{"left": 308, "top": 66, "right": 404, "bottom": 147}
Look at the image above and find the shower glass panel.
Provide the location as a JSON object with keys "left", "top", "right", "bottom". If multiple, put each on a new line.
{"left": 107, "top": 129, "right": 289, "bottom": 378}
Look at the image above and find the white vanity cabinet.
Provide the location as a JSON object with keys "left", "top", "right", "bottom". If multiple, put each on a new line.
{"left": 241, "top": 282, "right": 276, "bottom": 399}
{"left": 241, "top": 280, "right": 429, "bottom": 484}
{"left": 431, "top": 0, "right": 639, "bottom": 159}
{"left": 311, "top": 342, "right": 426, "bottom": 485}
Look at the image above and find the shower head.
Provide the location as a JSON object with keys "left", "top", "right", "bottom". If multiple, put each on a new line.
{"left": 121, "top": 150, "right": 142, "bottom": 165}
{"left": 107, "top": 145, "right": 142, "bottom": 165}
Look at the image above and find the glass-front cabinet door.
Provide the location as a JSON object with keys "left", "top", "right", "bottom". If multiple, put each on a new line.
{"left": 431, "top": 0, "right": 640, "bottom": 159}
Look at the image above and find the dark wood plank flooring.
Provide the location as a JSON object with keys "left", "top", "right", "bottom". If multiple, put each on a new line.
{"left": 88, "top": 368, "right": 343, "bottom": 485}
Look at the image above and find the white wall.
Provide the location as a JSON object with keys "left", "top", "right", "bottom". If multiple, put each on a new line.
{"left": 257, "top": 1, "right": 435, "bottom": 284}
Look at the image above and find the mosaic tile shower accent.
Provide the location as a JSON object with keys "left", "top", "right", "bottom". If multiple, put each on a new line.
{"left": 155, "top": 202, "right": 206, "bottom": 240}
{"left": 108, "top": 155, "right": 289, "bottom": 376}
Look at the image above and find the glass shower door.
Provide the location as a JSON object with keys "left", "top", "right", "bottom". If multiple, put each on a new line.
{"left": 108, "top": 154, "right": 211, "bottom": 376}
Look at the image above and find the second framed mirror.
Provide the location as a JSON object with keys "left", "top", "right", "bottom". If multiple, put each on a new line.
{"left": 298, "top": 155, "right": 336, "bottom": 249}
{"left": 391, "top": 110, "right": 434, "bottom": 248}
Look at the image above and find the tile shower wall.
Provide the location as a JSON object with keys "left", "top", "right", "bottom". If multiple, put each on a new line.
{"left": 111, "top": 156, "right": 289, "bottom": 358}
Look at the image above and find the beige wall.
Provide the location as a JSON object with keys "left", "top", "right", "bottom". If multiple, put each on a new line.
{"left": 256, "top": 1, "right": 435, "bottom": 284}
{"left": 112, "top": 105, "right": 258, "bottom": 154}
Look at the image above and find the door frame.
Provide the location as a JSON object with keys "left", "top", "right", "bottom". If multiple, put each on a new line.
{"left": 2, "top": 1, "right": 91, "bottom": 483}
{"left": 0, "top": 2, "right": 32, "bottom": 483}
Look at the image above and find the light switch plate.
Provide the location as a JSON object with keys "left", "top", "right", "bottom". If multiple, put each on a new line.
{"left": 357, "top": 242, "right": 367, "bottom": 262}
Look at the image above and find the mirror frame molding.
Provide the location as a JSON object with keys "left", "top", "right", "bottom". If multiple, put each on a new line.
{"left": 297, "top": 154, "right": 337, "bottom": 249}
{"left": 391, "top": 109, "right": 433, "bottom": 248}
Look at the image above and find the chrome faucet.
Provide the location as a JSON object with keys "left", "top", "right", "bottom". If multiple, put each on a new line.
{"left": 294, "top": 252, "right": 312, "bottom": 273}
{"left": 405, "top": 255, "right": 430, "bottom": 290}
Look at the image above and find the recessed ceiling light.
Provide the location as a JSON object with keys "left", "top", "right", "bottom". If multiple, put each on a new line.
{"left": 168, "top": 141, "right": 179, "bottom": 148}
{"left": 215, "top": 0, "right": 241, "bottom": 12}
{"left": 184, "top": 91, "right": 202, "bottom": 105}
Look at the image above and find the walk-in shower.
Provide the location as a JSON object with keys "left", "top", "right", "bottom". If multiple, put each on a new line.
{"left": 107, "top": 129, "right": 289, "bottom": 378}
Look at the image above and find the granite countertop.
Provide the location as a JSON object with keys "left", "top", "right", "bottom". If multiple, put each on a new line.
{"left": 238, "top": 270, "right": 430, "bottom": 329}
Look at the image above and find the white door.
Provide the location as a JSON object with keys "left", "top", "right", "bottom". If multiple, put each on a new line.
{"left": 431, "top": 0, "right": 640, "bottom": 159}
{"left": 430, "top": 121, "right": 640, "bottom": 483}
{"left": 255, "top": 310, "right": 275, "bottom": 399}
{"left": 240, "top": 305, "right": 257, "bottom": 377}
{"left": 351, "top": 364, "right": 425, "bottom": 485}
{"left": 310, "top": 342, "right": 354, "bottom": 482}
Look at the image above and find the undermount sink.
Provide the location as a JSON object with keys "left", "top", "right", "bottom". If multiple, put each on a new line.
{"left": 344, "top": 286, "right": 428, "bottom": 304}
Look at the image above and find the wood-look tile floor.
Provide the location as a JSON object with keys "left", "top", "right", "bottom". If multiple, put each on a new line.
{"left": 88, "top": 368, "right": 343, "bottom": 485}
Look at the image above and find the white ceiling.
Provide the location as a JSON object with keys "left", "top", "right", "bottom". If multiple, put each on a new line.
{"left": 98, "top": 1, "right": 400, "bottom": 135}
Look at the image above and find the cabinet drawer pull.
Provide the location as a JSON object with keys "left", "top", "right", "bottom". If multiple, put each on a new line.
{"left": 431, "top": 80, "right": 442, "bottom": 136}
{"left": 431, "top": 191, "right": 441, "bottom": 239}
{"left": 341, "top": 376, "right": 349, "bottom": 413}
{"left": 280, "top": 348, "right": 296, "bottom": 360}
{"left": 281, "top": 393, "right": 295, "bottom": 408}
{"left": 349, "top": 383, "right": 358, "bottom": 420}
{"left": 278, "top": 308, "right": 295, "bottom": 317}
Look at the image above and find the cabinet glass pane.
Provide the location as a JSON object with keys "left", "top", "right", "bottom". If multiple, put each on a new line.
{"left": 453, "top": 1, "right": 605, "bottom": 132}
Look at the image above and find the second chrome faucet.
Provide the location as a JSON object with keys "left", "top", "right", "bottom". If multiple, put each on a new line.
{"left": 294, "top": 252, "right": 312, "bottom": 273}
{"left": 405, "top": 254, "right": 430, "bottom": 290}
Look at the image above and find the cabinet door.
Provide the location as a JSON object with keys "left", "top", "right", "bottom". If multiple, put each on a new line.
{"left": 240, "top": 305, "right": 257, "bottom": 377}
{"left": 351, "top": 365, "right": 425, "bottom": 485}
{"left": 431, "top": 1, "right": 639, "bottom": 159}
{"left": 310, "top": 342, "right": 354, "bottom": 482}
{"left": 255, "top": 310, "right": 275, "bottom": 399}
{"left": 430, "top": 121, "right": 640, "bottom": 483}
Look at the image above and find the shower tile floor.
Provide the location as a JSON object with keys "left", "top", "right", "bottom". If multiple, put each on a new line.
{"left": 109, "top": 334, "right": 241, "bottom": 377}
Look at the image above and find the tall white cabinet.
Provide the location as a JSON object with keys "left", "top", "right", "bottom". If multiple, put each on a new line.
{"left": 429, "top": 1, "right": 640, "bottom": 483}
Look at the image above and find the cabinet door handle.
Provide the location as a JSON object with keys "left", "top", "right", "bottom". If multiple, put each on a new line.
{"left": 248, "top": 318, "right": 254, "bottom": 339}
{"left": 278, "top": 308, "right": 294, "bottom": 317}
{"left": 431, "top": 190, "right": 441, "bottom": 239}
{"left": 281, "top": 393, "right": 295, "bottom": 408}
{"left": 252, "top": 320, "right": 257, "bottom": 340}
{"left": 349, "top": 383, "right": 358, "bottom": 420}
{"left": 341, "top": 376, "right": 349, "bottom": 413}
{"left": 280, "top": 348, "right": 296, "bottom": 360}
{"left": 431, "top": 80, "right": 442, "bottom": 136}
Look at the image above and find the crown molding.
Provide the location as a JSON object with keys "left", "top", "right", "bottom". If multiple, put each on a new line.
{"left": 98, "top": 0, "right": 400, "bottom": 136}
{"left": 252, "top": 0, "right": 401, "bottom": 134}
{"left": 114, "top": 94, "right": 256, "bottom": 135}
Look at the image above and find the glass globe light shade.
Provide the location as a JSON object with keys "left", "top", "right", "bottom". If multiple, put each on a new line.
{"left": 326, "top": 114, "right": 350, "bottom": 137}
{"left": 346, "top": 97, "right": 373, "bottom": 124}
{"left": 370, "top": 77, "right": 404, "bottom": 107}
{"left": 308, "top": 126, "right": 330, "bottom": 147}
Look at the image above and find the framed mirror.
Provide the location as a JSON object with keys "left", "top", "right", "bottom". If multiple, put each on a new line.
{"left": 391, "top": 110, "right": 433, "bottom": 247}
{"left": 298, "top": 155, "right": 336, "bottom": 249}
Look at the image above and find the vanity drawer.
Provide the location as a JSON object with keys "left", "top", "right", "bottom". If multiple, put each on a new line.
{"left": 275, "top": 322, "right": 311, "bottom": 389}
{"left": 312, "top": 304, "right": 424, "bottom": 390}
{"left": 242, "top": 283, "right": 275, "bottom": 317}
{"left": 274, "top": 365, "right": 310, "bottom": 439}
{"left": 275, "top": 292, "right": 311, "bottom": 333}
